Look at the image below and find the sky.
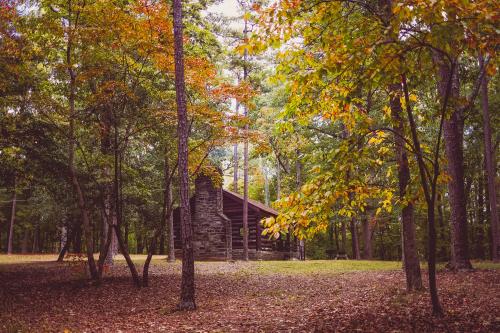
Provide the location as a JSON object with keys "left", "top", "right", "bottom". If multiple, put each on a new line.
{"left": 208, "top": 0, "right": 241, "bottom": 18}
{"left": 206, "top": 0, "right": 244, "bottom": 30}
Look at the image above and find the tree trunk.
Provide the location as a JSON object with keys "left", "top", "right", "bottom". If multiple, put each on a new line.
{"left": 476, "top": 175, "right": 485, "bottom": 259}
{"left": 241, "top": 15, "right": 250, "bottom": 262}
{"left": 276, "top": 160, "right": 281, "bottom": 201}
{"left": 21, "top": 228, "right": 29, "bottom": 254}
{"left": 73, "top": 220, "right": 82, "bottom": 253}
{"left": 57, "top": 225, "right": 68, "bottom": 262}
{"left": 143, "top": 237, "right": 157, "bottom": 287}
{"left": 263, "top": 160, "right": 270, "bottom": 206}
{"left": 32, "top": 222, "right": 40, "bottom": 253}
{"left": 163, "top": 152, "right": 175, "bottom": 263}
{"left": 173, "top": 0, "right": 196, "bottom": 310}
{"left": 350, "top": 217, "right": 361, "bottom": 260}
{"left": 437, "top": 194, "right": 447, "bottom": 260}
{"left": 402, "top": 74, "right": 442, "bottom": 315}
{"left": 362, "top": 214, "right": 372, "bottom": 259}
{"left": 65, "top": 8, "right": 99, "bottom": 280}
{"left": 340, "top": 221, "right": 347, "bottom": 255}
{"left": 434, "top": 56, "right": 472, "bottom": 270}
{"left": 295, "top": 151, "right": 305, "bottom": 260}
{"left": 233, "top": 103, "right": 239, "bottom": 193}
{"left": 389, "top": 83, "right": 423, "bottom": 290}
{"left": 114, "top": 225, "right": 141, "bottom": 287}
{"left": 479, "top": 54, "right": 499, "bottom": 262}
{"left": 102, "top": 186, "right": 117, "bottom": 265}
{"left": 7, "top": 177, "right": 17, "bottom": 255}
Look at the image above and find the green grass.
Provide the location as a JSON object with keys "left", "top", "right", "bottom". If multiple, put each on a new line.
{"left": 254, "top": 260, "right": 402, "bottom": 275}
{"left": 0, "top": 254, "right": 59, "bottom": 264}
{"left": 469, "top": 260, "right": 500, "bottom": 270}
{"left": 1, "top": 254, "right": 498, "bottom": 275}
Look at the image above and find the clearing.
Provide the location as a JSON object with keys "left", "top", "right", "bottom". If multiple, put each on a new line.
{"left": 1, "top": 255, "right": 499, "bottom": 332}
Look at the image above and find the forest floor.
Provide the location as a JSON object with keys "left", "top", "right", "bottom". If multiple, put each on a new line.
{"left": 1, "top": 255, "right": 499, "bottom": 332}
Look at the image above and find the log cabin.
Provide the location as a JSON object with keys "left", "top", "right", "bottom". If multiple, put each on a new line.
{"left": 173, "top": 173, "right": 296, "bottom": 260}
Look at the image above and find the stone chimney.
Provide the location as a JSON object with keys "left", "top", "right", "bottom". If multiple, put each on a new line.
{"left": 193, "top": 171, "right": 232, "bottom": 260}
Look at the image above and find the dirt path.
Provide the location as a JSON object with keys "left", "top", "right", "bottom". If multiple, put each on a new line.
{"left": 1, "top": 261, "right": 499, "bottom": 332}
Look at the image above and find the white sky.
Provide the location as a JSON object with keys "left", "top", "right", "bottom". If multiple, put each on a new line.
{"left": 208, "top": 0, "right": 241, "bottom": 18}
{"left": 206, "top": 0, "right": 244, "bottom": 30}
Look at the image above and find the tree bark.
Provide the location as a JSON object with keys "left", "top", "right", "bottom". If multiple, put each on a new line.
{"left": 389, "top": 83, "right": 423, "bottom": 290}
{"left": 296, "top": 151, "right": 305, "bottom": 260}
{"left": 242, "top": 15, "right": 250, "bottom": 262}
{"left": 233, "top": 103, "right": 239, "bottom": 193}
{"left": 276, "top": 160, "right": 281, "bottom": 201}
{"left": 437, "top": 194, "right": 447, "bottom": 260}
{"left": 263, "top": 160, "right": 270, "bottom": 206}
{"left": 7, "top": 177, "right": 17, "bottom": 255}
{"left": 340, "top": 221, "right": 347, "bottom": 255}
{"left": 476, "top": 175, "right": 485, "bottom": 259}
{"left": 163, "top": 152, "right": 175, "bottom": 263}
{"left": 434, "top": 56, "right": 472, "bottom": 270}
{"left": 350, "top": 217, "right": 360, "bottom": 260}
{"left": 479, "top": 54, "right": 499, "bottom": 262}
{"left": 362, "top": 214, "right": 373, "bottom": 259}
{"left": 21, "top": 228, "right": 29, "bottom": 254}
{"left": 114, "top": 225, "right": 141, "bottom": 287}
{"left": 173, "top": 0, "right": 196, "bottom": 310}
{"left": 32, "top": 222, "right": 40, "bottom": 253}
{"left": 57, "top": 225, "right": 68, "bottom": 262}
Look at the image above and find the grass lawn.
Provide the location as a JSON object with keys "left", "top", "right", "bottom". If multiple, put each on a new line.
{"left": 2, "top": 254, "right": 498, "bottom": 273}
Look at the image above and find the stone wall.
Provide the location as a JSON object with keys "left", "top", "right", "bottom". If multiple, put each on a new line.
{"left": 192, "top": 174, "right": 232, "bottom": 260}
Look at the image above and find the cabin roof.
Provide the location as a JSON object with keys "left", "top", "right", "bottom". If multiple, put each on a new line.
{"left": 223, "top": 189, "right": 279, "bottom": 217}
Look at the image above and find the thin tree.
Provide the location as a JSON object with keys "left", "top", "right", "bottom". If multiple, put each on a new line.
{"left": 233, "top": 103, "right": 240, "bottom": 193}
{"left": 401, "top": 72, "right": 450, "bottom": 316}
{"left": 242, "top": 7, "right": 249, "bottom": 261}
{"left": 165, "top": 154, "right": 175, "bottom": 263}
{"left": 173, "top": 0, "right": 196, "bottom": 310}
{"left": 479, "top": 54, "right": 499, "bottom": 262}
{"left": 388, "top": 83, "right": 423, "bottom": 291}
{"left": 65, "top": 0, "right": 99, "bottom": 281}
{"left": 7, "top": 175, "right": 16, "bottom": 255}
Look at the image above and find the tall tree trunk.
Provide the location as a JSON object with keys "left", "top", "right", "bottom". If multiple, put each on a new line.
{"left": 242, "top": 15, "right": 250, "bottom": 262}
{"left": 340, "top": 221, "right": 347, "bottom": 255}
{"left": 434, "top": 56, "right": 472, "bottom": 270}
{"left": 163, "top": 152, "right": 175, "bottom": 263}
{"left": 21, "top": 228, "right": 29, "bottom": 254}
{"left": 402, "top": 74, "right": 443, "bottom": 316}
{"left": 389, "top": 83, "right": 423, "bottom": 290}
{"left": 437, "top": 194, "right": 447, "bottom": 260}
{"left": 57, "top": 224, "right": 68, "bottom": 262}
{"left": 233, "top": 103, "right": 239, "bottom": 193}
{"left": 295, "top": 151, "right": 305, "bottom": 260}
{"left": 173, "top": 0, "right": 195, "bottom": 310}
{"left": 476, "top": 175, "right": 485, "bottom": 259}
{"left": 112, "top": 117, "right": 139, "bottom": 286}
{"left": 7, "top": 176, "right": 17, "bottom": 255}
{"left": 479, "top": 54, "right": 499, "bottom": 262}
{"left": 362, "top": 214, "right": 372, "bottom": 259}
{"left": 350, "top": 217, "right": 361, "bottom": 260}
{"left": 276, "top": 160, "right": 281, "bottom": 201}
{"left": 334, "top": 221, "right": 340, "bottom": 254}
{"left": 32, "top": 222, "right": 40, "bottom": 253}
{"left": 103, "top": 185, "right": 117, "bottom": 265}
{"left": 73, "top": 220, "right": 82, "bottom": 253}
{"left": 263, "top": 160, "right": 270, "bottom": 206}
{"left": 65, "top": 3, "right": 98, "bottom": 280}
